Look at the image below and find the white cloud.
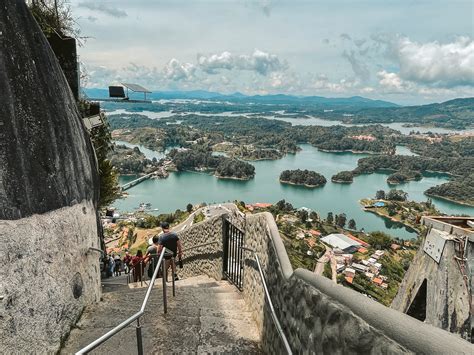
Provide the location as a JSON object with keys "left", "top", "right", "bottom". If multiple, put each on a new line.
{"left": 163, "top": 59, "right": 196, "bottom": 81}
{"left": 377, "top": 70, "right": 405, "bottom": 91}
{"left": 77, "top": 2, "right": 127, "bottom": 18}
{"left": 396, "top": 36, "right": 474, "bottom": 87}
{"left": 197, "top": 49, "right": 287, "bottom": 75}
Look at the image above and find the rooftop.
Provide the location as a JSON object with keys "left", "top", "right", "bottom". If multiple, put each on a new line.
{"left": 321, "top": 233, "right": 362, "bottom": 252}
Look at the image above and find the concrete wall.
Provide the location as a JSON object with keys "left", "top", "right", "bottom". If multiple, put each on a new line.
{"left": 0, "top": 1, "right": 101, "bottom": 353}
{"left": 241, "top": 213, "right": 473, "bottom": 354}
{"left": 392, "top": 220, "right": 472, "bottom": 341}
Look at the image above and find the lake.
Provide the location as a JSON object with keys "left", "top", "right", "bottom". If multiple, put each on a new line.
{"left": 114, "top": 143, "right": 474, "bottom": 240}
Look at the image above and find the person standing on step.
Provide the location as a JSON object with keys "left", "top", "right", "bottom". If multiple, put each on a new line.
{"left": 157, "top": 222, "right": 183, "bottom": 282}
{"left": 123, "top": 251, "right": 132, "bottom": 274}
{"left": 144, "top": 235, "right": 161, "bottom": 279}
{"left": 131, "top": 250, "right": 144, "bottom": 283}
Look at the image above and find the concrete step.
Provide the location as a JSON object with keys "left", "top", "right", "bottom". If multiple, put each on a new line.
{"left": 61, "top": 275, "right": 262, "bottom": 354}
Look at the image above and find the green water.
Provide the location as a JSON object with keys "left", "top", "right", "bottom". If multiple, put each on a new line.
{"left": 116, "top": 144, "right": 474, "bottom": 240}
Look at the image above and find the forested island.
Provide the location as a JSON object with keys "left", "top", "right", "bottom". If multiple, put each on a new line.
{"left": 331, "top": 171, "right": 354, "bottom": 183}
{"left": 108, "top": 144, "right": 160, "bottom": 175}
{"left": 425, "top": 173, "right": 474, "bottom": 206}
{"left": 386, "top": 170, "right": 422, "bottom": 185}
{"left": 351, "top": 136, "right": 474, "bottom": 205}
{"left": 168, "top": 148, "right": 255, "bottom": 180}
{"left": 280, "top": 169, "right": 327, "bottom": 187}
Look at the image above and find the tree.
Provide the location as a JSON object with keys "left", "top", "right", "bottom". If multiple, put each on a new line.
{"left": 186, "top": 203, "right": 193, "bottom": 213}
{"left": 368, "top": 231, "right": 392, "bottom": 249}
{"left": 326, "top": 212, "right": 334, "bottom": 224}
{"left": 309, "top": 211, "right": 319, "bottom": 221}
{"left": 298, "top": 210, "right": 308, "bottom": 223}
{"left": 375, "top": 190, "right": 386, "bottom": 200}
{"left": 336, "top": 213, "right": 347, "bottom": 228}
{"left": 89, "top": 116, "right": 121, "bottom": 209}
{"left": 348, "top": 219, "right": 356, "bottom": 230}
{"left": 387, "top": 189, "right": 408, "bottom": 201}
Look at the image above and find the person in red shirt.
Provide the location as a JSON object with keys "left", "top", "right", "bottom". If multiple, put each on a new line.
{"left": 131, "top": 250, "right": 144, "bottom": 283}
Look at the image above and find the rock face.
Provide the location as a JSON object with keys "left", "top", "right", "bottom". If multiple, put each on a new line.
{"left": 0, "top": 1, "right": 101, "bottom": 353}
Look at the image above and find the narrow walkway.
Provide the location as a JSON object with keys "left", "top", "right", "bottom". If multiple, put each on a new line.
{"left": 61, "top": 275, "right": 262, "bottom": 354}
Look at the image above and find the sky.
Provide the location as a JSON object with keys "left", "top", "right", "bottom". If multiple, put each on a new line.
{"left": 71, "top": 0, "right": 474, "bottom": 105}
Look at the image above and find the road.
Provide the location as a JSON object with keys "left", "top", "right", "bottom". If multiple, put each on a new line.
{"left": 314, "top": 246, "right": 337, "bottom": 283}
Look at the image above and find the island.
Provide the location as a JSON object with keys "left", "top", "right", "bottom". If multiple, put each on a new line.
{"left": 169, "top": 148, "right": 255, "bottom": 180}
{"left": 360, "top": 191, "right": 441, "bottom": 232}
{"left": 386, "top": 170, "right": 422, "bottom": 185}
{"left": 108, "top": 144, "right": 163, "bottom": 175}
{"left": 280, "top": 169, "right": 327, "bottom": 187}
{"left": 425, "top": 173, "right": 474, "bottom": 206}
{"left": 331, "top": 171, "right": 354, "bottom": 183}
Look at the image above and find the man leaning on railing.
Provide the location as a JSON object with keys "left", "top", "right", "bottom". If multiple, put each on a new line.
{"left": 157, "top": 222, "right": 183, "bottom": 282}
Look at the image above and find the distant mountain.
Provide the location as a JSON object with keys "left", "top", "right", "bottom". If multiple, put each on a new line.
{"left": 344, "top": 97, "right": 474, "bottom": 129}
{"left": 83, "top": 88, "right": 399, "bottom": 109}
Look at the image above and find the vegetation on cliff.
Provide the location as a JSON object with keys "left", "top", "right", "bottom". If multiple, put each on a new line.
{"left": 280, "top": 169, "right": 327, "bottom": 187}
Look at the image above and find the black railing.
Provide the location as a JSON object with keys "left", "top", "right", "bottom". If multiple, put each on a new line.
{"left": 223, "top": 219, "right": 245, "bottom": 291}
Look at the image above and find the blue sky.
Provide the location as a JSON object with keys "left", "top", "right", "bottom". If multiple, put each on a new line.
{"left": 72, "top": 0, "right": 474, "bottom": 104}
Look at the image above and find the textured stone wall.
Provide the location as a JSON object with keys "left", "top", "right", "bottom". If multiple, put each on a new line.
{"left": 0, "top": 202, "right": 101, "bottom": 353}
{"left": 176, "top": 215, "right": 225, "bottom": 281}
{"left": 0, "top": 1, "right": 100, "bottom": 353}
{"left": 242, "top": 212, "right": 473, "bottom": 354}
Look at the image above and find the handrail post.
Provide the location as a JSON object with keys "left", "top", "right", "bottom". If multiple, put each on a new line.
{"left": 140, "top": 261, "right": 143, "bottom": 287}
{"left": 136, "top": 317, "right": 144, "bottom": 355}
{"left": 171, "top": 259, "right": 176, "bottom": 297}
{"left": 162, "top": 257, "right": 167, "bottom": 314}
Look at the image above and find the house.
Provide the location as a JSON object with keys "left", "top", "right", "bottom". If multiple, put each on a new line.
{"left": 368, "top": 257, "right": 377, "bottom": 264}
{"left": 391, "top": 243, "right": 401, "bottom": 251}
{"left": 308, "top": 230, "right": 321, "bottom": 237}
{"left": 358, "top": 247, "right": 368, "bottom": 254}
{"left": 373, "top": 277, "right": 383, "bottom": 286}
{"left": 374, "top": 250, "right": 385, "bottom": 257}
{"left": 344, "top": 268, "right": 356, "bottom": 277}
{"left": 321, "top": 233, "right": 362, "bottom": 253}
{"left": 352, "top": 263, "right": 367, "bottom": 273}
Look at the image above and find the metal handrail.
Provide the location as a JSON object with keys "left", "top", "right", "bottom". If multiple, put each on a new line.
{"left": 76, "top": 247, "right": 172, "bottom": 355}
{"left": 241, "top": 246, "right": 292, "bottom": 355}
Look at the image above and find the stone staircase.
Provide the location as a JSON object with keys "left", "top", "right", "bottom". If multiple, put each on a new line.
{"left": 61, "top": 275, "right": 262, "bottom": 354}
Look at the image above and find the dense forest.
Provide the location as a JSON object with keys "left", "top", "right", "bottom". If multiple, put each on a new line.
{"left": 168, "top": 148, "right": 255, "bottom": 180}
{"left": 331, "top": 171, "right": 354, "bottom": 183}
{"left": 425, "top": 174, "right": 474, "bottom": 206}
{"left": 280, "top": 169, "right": 327, "bottom": 187}
{"left": 108, "top": 113, "right": 397, "bottom": 155}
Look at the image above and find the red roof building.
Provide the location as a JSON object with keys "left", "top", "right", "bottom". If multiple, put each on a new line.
{"left": 347, "top": 234, "right": 370, "bottom": 248}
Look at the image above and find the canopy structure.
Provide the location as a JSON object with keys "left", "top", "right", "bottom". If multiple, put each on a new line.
{"left": 121, "top": 82, "right": 152, "bottom": 100}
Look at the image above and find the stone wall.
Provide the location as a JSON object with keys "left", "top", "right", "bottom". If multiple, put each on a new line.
{"left": 241, "top": 212, "right": 473, "bottom": 354}
{"left": 0, "top": 1, "right": 101, "bottom": 353}
{"left": 176, "top": 215, "right": 225, "bottom": 281}
{"left": 0, "top": 201, "right": 101, "bottom": 353}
